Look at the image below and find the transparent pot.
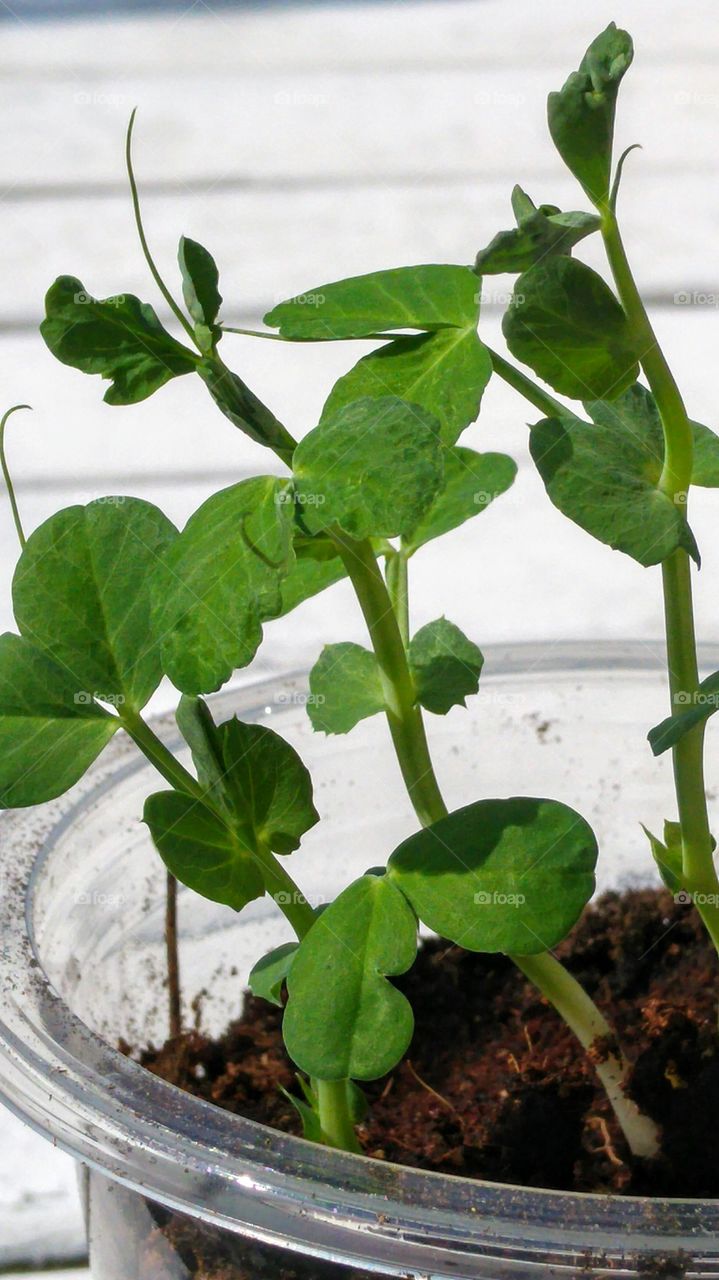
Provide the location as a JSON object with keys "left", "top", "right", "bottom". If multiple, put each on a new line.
{"left": 2, "top": 642, "right": 719, "bottom": 1279}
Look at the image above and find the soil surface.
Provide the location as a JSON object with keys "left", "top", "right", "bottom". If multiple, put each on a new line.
{"left": 138, "top": 887, "right": 719, "bottom": 1195}
{"left": 131, "top": 888, "right": 719, "bottom": 1275}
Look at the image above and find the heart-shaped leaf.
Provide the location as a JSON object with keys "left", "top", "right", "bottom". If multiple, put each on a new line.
{"left": 265, "top": 264, "right": 480, "bottom": 340}
{"left": 388, "top": 797, "right": 597, "bottom": 955}
{"left": 176, "top": 700, "right": 319, "bottom": 854}
{"left": 408, "top": 618, "right": 483, "bottom": 715}
{"left": 475, "top": 186, "right": 600, "bottom": 275}
{"left": 283, "top": 874, "right": 417, "bottom": 1080}
{"left": 308, "top": 643, "right": 385, "bottom": 735}
{"left": 503, "top": 256, "right": 639, "bottom": 401}
{"left": 321, "top": 329, "right": 492, "bottom": 445}
{"left": 0, "top": 632, "right": 118, "bottom": 807}
{"left": 403, "top": 446, "right": 516, "bottom": 555}
{"left": 249, "top": 942, "right": 298, "bottom": 1006}
{"left": 648, "top": 671, "right": 719, "bottom": 756}
{"left": 144, "top": 789, "right": 265, "bottom": 912}
{"left": 154, "top": 476, "right": 295, "bottom": 695}
{"left": 293, "top": 396, "right": 444, "bottom": 540}
{"left": 529, "top": 406, "right": 700, "bottom": 566}
{"left": 587, "top": 382, "right": 719, "bottom": 491}
{"left": 547, "top": 23, "right": 634, "bottom": 206}
{"left": 12, "top": 498, "right": 179, "bottom": 711}
{"left": 41, "top": 275, "right": 197, "bottom": 405}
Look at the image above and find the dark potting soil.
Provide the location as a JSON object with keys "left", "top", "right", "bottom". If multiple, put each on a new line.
{"left": 132, "top": 888, "right": 719, "bottom": 1276}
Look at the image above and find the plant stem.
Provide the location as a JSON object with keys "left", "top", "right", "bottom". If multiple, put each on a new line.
{"left": 165, "top": 870, "right": 182, "bottom": 1038}
{"left": 222, "top": 326, "right": 401, "bottom": 344}
{"left": 0, "top": 404, "right": 31, "bottom": 550}
{"left": 316, "top": 1080, "right": 362, "bottom": 1153}
{"left": 330, "top": 530, "right": 448, "bottom": 827}
{"left": 515, "top": 953, "right": 659, "bottom": 1158}
{"left": 487, "top": 347, "right": 569, "bottom": 419}
{"left": 601, "top": 212, "right": 719, "bottom": 926}
{"left": 385, "top": 548, "right": 410, "bottom": 648}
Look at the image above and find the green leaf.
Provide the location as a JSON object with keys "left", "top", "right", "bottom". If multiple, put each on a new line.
{"left": 283, "top": 874, "right": 417, "bottom": 1080}
{"left": 249, "top": 942, "right": 298, "bottom": 1006}
{"left": 408, "top": 618, "right": 483, "bottom": 715}
{"left": 12, "top": 498, "right": 178, "bottom": 711}
{"left": 321, "top": 329, "right": 492, "bottom": 445}
{"left": 648, "top": 671, "right": 719, "bottom": 756}
{"left": 308, "top": 643, "right": 385, "bottom": 735}
{"left": 196, "top": 358, "right": 295, "bottom": 460}
{"left": 178, "top": 236, "right": 222, "bottom": 330}
{"left": 642, "top": 821, "right": 683, "bottom": 893}
{"left": 475, "top": 186, "right": 600, "bottom": 275}
{"left": 293, "top": 396, "right": 444, "bottom": 540}
{"left": 691, "top": 421, "right": 719, "bottom": 487}
{"left": 389, "top": 797, "right": 597, "bottom": 955}
{"left": 176, "top": 700, "right": 319, "bottom": 854}
{"left": 503, "top": 256, "right": 639, "bottom": 401}
{"left": 265, "top": 264, "right": 480, "bottom": 340}
{"left": 154, "top": 476, "right": 295, "bottom": 695}
{"left": 40, "top": 275, "right": 197, "bottom": 405}
{"left": 280, "top": 1079, "right": 324, "bottom": 1143}
{"left": 588, "top": 382, "right": 719, "bottom": 492}
{"left": 547, "top": 23, "right": 634, "bottom": 206}
{"left": 144, "top": 789, "right": 265, "bottom": 912}
{"left": 0, "top": 632, "right": 118, "bottom": 807}
{"left": 529, "top": 409, "right": 700, "bottom": 567}
{"left": 403, "top": 446, "right": 516, "bottom": 555}
{"left": 276, "top": 539, "right": 347, "bottom": 616}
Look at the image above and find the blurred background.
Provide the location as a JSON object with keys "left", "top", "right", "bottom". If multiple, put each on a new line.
{"left": 1, "top": 0, "right": 717, "bottom": 1270}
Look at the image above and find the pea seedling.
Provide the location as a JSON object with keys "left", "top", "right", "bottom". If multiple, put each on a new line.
{"left": 1, "top": 25, "right": 714, "bottom": 1167}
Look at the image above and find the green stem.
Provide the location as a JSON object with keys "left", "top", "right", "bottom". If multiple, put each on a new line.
{"left": 123, "top": 708, "right": 358, "bottom": 1142}
{"left": 330, "top": 531, "right": 447, "bottom": 828}
{"left": 385, "top": 548, "right": 410, "bottom": 648}
{"left": 601, "top": 212, "right": 718, "bottom": 922}
{"left": 516, "top": 953, "right": 659, "bottom": 1157}
{"left": 222, "top": 326, "right": 402, "bottom": 344}
{"left": 487, "top": 347, "right": 569, "bottom": 419}
{"left": 334, "top": 535, "right": 659, "bottom": 1156}
{"left": 315, "top": 1080, "right": 362, "bottom": 1153}
{"left": 0, "top": 404, "right": 31, "bottom": 550}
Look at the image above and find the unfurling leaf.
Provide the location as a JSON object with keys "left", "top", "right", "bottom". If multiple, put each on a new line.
{"left": 176, "top": 700, "right": 318, "bottom": 853}
{"left": 40, "top": 275, "right": 197, "bottom": 404}
{"left": 408, "top": 618, "right": 483, "bottom": 715}
{"left": 308, "top": 643, "right": 385, "bottom": 734}
{"left": 642, "top": 820, "right": 684, "bottom": 893}
{"left": 0, "top": 632, "right": 118, "bottom": 807}
{"left": 321, "top": 329, "right": 492, "bottom": 445}
{"left": 648, "top": 671, "right": 719, "bottom": 756}
{"left": 265, "top": 264, "right": 480, "bottom": 340}
{"left": 503, "top": 256, "right": 639, "bottom": 401}
{"left": 475, "top": 186, "right": 600, "bottom": 275}
{"left": 249, "top": 942, "right": 299, "bottom": 1006}
{"left": 154, "top": 477, "right": 295, "bottom": 695}
{"left": 196, "top": 358, "right": 296, "bottom": 462}
{"left": 403, "top": 446, "right": 516, "bottom": 554}
{"left": 548, "top": 23, "right": 634, "bottom": 206}
{"left": 144, "top": 789, "right": 265, "bottom": 912}
{"left": 12, "top": 498, "right": 178, "bottom": 711}
{"left": 389, "top": 797, "right": 597, "bottom": 955}
{"left": 293, "top": 396, "right": 444, "bottom": 540}
{"left": 178, "top": 235, "right": 222, "bottom": 332}
{"left": 529, "top": 396, "right": 700, "bottom": 567}
{"left": 283, "top": 874, "right": 417, "bottom": 1080}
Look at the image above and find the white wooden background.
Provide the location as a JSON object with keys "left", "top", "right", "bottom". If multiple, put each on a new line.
{"left": 1, "top": 0, "right": 719, "bottom": 1269}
